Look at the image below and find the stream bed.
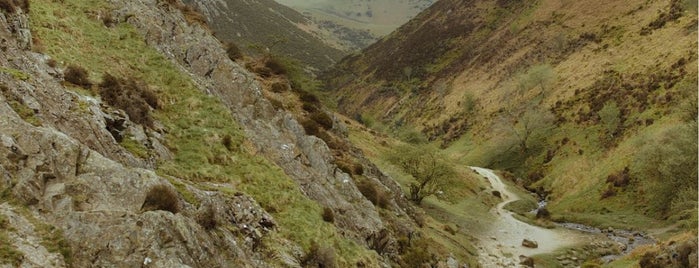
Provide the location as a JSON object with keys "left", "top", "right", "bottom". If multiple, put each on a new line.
{"left": 471, "top": 167, "right": 655, "bottom": 267}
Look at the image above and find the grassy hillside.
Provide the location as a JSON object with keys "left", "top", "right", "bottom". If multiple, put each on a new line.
{"left": 324, "top": 0, "right": 697, "bottom": 238}
{"left": 186, "top": 0, "right": 346, "bottom": 72}
{"left": 29, "top": 0, "right": 378, "bottom": 265}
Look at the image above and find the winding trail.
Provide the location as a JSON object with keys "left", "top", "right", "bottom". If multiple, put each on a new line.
{"left": 470, "top": 167, "right": 592, "bottom": 267}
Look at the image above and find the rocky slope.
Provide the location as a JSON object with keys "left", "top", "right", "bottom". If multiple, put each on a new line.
{"left": 0, "top": 0, "right": 436, "bottom": 266}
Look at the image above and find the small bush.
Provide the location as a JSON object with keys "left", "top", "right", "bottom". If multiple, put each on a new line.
{"left": 536, "top": 207, "right": 550, "bottom": 219}
{"left": 222, "top": 134, "right": 234, "bottom": 151}
{"left": 322, "top": 207, "right": 334, "bottom": 223}
{"left": 225, "top": 42, "right": 242, "bottom": 61}
{"left": 268, "top": 98, "right": 284, "bottom": 110}
{"left": 302, "top": 241, "right": 336, "bottom": 268}
{"left": 352, "top": 163, "right": 364, "bottom": 176}
{"left": 265, "top": 57, "right": 287, "bottom": 76}
{"left": 300, "top": 119, "right": 320, "bottom": 136}
{"left": 141, "top": 184, "right": 181, "bottom": 213}
{"left": 400, "top": 238, "right": 433, "bottom": 268}
{"left": 297, "top": 90, "right": 320, "bottom": 104}
{"left": 639, "top": 252, "right": 663, "bottom": 268}
{"left": 302, "top": 103, "right": 318, "bottom": 113}
{"left": 99, "top": 73, "right": 158, "bottom": 127}
{"left": 15, "top": 0, "right": 27, "bottom": 12}
{"left": 356, "top": 180, "right": 389, "bottom": 209}
{"left": 197, "top": 204, "right": 217, "bottom": 230}
{"left": 600, "top": 185, "right": 616, "bottom": 199}
{"left": 605, "top": 167, "right": 630, "bottom": 187}
{"left": 270, "top": 80, "right": 288, "bottom": 93}
{"left": 102, "top": 11, "right": 115, "bottom": 27}
{"left": 311, "top": 111, "right": 333, "bottom": 130}
{"left": 0, "top": 0, "right": 15, "bottom": 13}
{"left": 316, "top": 130, "right": 348, "bottom": 151}
{"left": 64, "top": 65, "right": 92, "bottom": 89}
{"left": 46, "top": 58, "right": 57, "bottom": 68}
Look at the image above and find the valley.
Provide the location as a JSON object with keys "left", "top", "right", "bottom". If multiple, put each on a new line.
{"left": 0, "top": 0, "right": 695, "bottom": 267}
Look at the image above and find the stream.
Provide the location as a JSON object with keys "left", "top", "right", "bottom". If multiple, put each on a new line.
{"left": 470, "top": 167, "right": 655, "bottom": 267}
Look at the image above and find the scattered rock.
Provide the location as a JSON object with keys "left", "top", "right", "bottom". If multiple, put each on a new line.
{"left": 522, "top": 239, "right": 538, "bottom": 248}
{"left": 491, "top": 190, "right": 501, "bottom": 198}
{"left": 519, "top": 255, "right": 534, "bottom": 267}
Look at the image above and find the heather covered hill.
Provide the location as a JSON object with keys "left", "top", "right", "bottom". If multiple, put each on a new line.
{"left": 324, "top": 0, "right": 697, "bottom": 265}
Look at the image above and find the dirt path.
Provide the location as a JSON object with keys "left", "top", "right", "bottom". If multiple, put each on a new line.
{"left": 470, "top": 167, "right": 592, "bottom": 267}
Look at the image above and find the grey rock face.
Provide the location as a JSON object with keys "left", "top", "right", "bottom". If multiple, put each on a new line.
{"left": 0, "top": 100, "right": 278, "bottom": 267}
{"left": 114, "top": 0, "right": 417, "bottom": 258}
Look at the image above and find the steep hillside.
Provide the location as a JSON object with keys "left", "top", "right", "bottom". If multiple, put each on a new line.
{"left": 275, "top": 0, "right": 434, "bottom": 49}
{"left": 325, "top": 0, "right": 698, "bottom": 263}
{"left": 0, "top": 0, "right": 465, "bottom": 266}
{"left": 185, "top": 0, "right": 345, "bottom": 72}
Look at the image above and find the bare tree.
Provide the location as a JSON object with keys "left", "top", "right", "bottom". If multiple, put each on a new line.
{"left": 391, "top": 145, "right": 455, "bottom": 204}
{"left": 501, "top": 107, "right": 555, "bottom": 153}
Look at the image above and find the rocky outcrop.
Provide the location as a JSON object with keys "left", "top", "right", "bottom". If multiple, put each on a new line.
{"left": 0, "top": 7, "right": 287, "bottom": 267}
{"left": 112, "top": 0, "right": 417, "bottom": 260}
{"left": 0, "top": 93, "right": 282, "bottom": 267}
{"left": 0, "top": 0, "right": 421, "bottom": 266}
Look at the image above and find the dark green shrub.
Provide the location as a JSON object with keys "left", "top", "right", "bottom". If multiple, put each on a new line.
{"left": 64, "top": 64, "right": 92, "bottom": 89}
{"left": 141, "top": 184, "right": 181, "bottom": 213}
{"left": 98, "top": 73, "right": 158, "bottom": 127}
{"left": 322, "top": 207, "right": 334, "bottom": 223}
{"left": 225, "top": 42, "right": 242, "bottom": 61}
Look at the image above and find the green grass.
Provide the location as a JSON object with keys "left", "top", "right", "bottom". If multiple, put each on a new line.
{"left": 0, "top": 67, "right": 30, "bottom": 81}
{"left": 0, "top": 232, "right": 23, "bottom": 266}
{"left": 347, "top": 118, "right": 489, "bottom": 265}
{"left": 30, "top": 0, "right": 376, "bottom": 265}
{"left": 0, "top": 214, "right": 23, "bottom": 266}
{"left": 7, "top": 100, "right": 41, "bottom": 126}
{"left": 119, "top": 135, "right": 150, "bottom": 159}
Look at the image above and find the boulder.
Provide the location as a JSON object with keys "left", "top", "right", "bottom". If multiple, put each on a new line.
{"left": 522, "top": 239, "right": 539, "bottom": 248}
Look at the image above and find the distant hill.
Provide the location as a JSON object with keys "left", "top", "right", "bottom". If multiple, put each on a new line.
{"left": 187, "top": 0, "right": 346, "bottom": 72}
{"left": 275, "top": 0, "right": 435, "bottom": 50}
